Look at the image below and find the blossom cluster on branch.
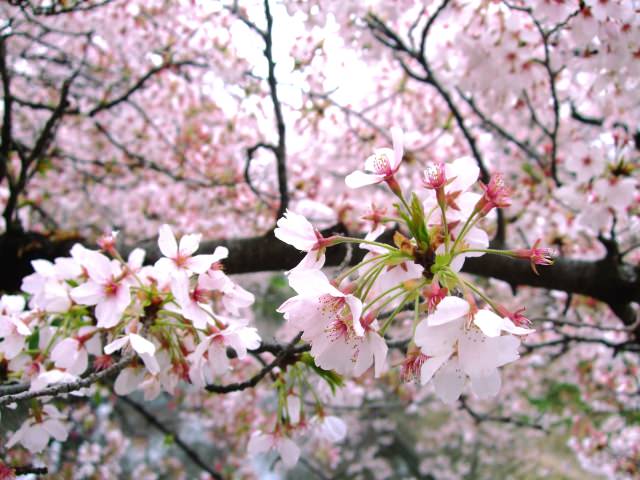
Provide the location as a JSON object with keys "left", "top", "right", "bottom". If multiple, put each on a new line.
{"left": 0, "top": 129, "right": 553, "bottom": 472}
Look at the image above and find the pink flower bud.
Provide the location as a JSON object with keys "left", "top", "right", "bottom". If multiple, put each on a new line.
{"left": 513, "top": 239, "right": 555, "bottom": 275}
{"left": 475, "top": 173, "right": 511, "bottom": 215}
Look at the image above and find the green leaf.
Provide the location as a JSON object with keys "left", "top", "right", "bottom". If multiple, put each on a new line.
{"left": 301, "top": 353, "right": 344, "bottom": 394}
{"left": 27, "top": 328, "right": 40, "bottom": 351}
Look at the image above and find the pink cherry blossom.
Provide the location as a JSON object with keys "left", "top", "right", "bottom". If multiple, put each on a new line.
{"left": 274, "top": 210, "right": 334, "bottom": 273}
{"left": 70, "top": 247, "right": 131, "bottom": 329}
{"left": 188, "top": 324, "right": 261, "bottom": 387}
{"left": 6, "top": 405, "right": 69, "bottom": 453}
{"left": 0, "top": 295, "right": 31, "bottom": 360}
{"left": 104, "top": 332, "right": 160, "bottom": 375}
{"left": 155, "top": 224, "right": 223, "bottom": 276}
{"left": 345, "top": 127, "right": 404, "bottom": 189}
{"left": 247, "top": 430, "right": 301, "bottom": 469}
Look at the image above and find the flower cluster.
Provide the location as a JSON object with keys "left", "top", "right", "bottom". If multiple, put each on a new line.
{"left": 0, "top": 129, "right": 554, "bottom": 471}
{"left": 1, "top": 226, "right": 259, "bottom": 453}
{"left": 260, "top": 128, "right": 553, "bottom": 467}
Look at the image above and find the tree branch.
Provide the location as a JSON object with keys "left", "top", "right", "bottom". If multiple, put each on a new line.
{"left": 119, "top": 395, "right": 223, "bottom": 480}
{"left": 0, "top": 353, "right": 134, "bottom": 405}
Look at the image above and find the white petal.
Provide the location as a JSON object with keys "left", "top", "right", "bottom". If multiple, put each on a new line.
{"left": 1, "top": 295, "right": 25, "bottom": 313}
{"left": 139, "top": 352, "right": 160, "bottom": 374}
{"left": 345, "top": 170, "right": 384, "bottom": 189}
{"left": 473, "top": 310, "right": 503, "bottom": 337}
{"left": 433, "top": 358, "right": 466, "bottom": 404}
{"left": 185, "top": 254, "right": 215, "bottom": 274}
{"left": 287, "top": 249, "right": 325, "bottom": 274}
{"left": 390, "top": 126, "right": 404, "bottom": 170}
{"left": 178, "top": 233, "right": 202, "bottom": 256}
{"left": 104, "top": 336, "right": 129, "bottom": 355}
{"left": 158, "top": 224, "right": 178, "bottom": 258}
{"left": 247, "top": 432, "right": 271, "bottom": 455}
{"left": 127, "top": 248, "right": 146, "bottom": 269}
{"left": 22, "top": 425, "right": 50, "bottom": 453}
{"left": 114, "top": 367, "right": 145, "bottom": 395}
{"left": 469, "top": 369, "right": 502, "bottom": 399}
{"left": 414, "top": 318, "right": 461, "bottom": 356}
{"left": 458, "top": 329, "right": 520, "bottom": 375}
{"left": 501, "top": 320, "right": 536, "bottom": 336}
{"left": 287, "top": 395, "right": 301, "bottom": 424}
{"left": 287, "top": 269, "right": 343, "bottom": 298}
{"left": 463, "top": 227, "right": 489, "bottom": 253}
{"left": 277, "top": 437, "right": 301, "bottom": 468}
{"left": 274, "top": 210, "right": 317, "bottom": 251}
{"left": 42, "top": 419, "right": 68, "bottom": 441}
{"left": 370, "top": 332, "right": 389, "bottom": 378}
{"left": 13, "top": 318, "right": 31, "bottom": 336}
{"left": 427, "top": 297, "right": 469, "bottom": 326}
{"left": 211, "top": 246, "right": 229, "bottom": 263}
{"left": 346, "top": 295, "right": 364, "bottom": 336}
{"left": 70, "top": 281, "right": 103, "bottom": 306}
{"left": 420, "top": 353, "right": 451, "bottom": 385}
{"left": 320, "top": 416, "right": 347, "bottom": 443}
{"left": 95, "top": 297, "right": 124, "bottom": 329}
{"left": 129, "top": 333, "right": 156, "bottom": 356}
{"left": 447, "top": 156, "right": 479, "bottom": 192}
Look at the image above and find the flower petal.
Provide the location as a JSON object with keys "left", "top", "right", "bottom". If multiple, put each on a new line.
{"left": 433, "top": 357, "right": 466, "bottom": 404}
{"left": 345, "top": 170, "right": 384, "bottom": 189}
{"left": 158, "top": 224, "right": 178, "bottom": 258}
{"left": 427, "top": 296, "right": 469, "bottom": 326}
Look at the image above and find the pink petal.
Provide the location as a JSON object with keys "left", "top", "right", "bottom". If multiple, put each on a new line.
{"left": 70, "top": 281, "right": 103, "bottom": 306}
{"left": 158, "top": 224, "right": 178, "bottom": 258}
{"left": 390, "top": 126, "right": 404, "bottom": 170}
{"left": 42, "top": 419, "right": 68, "bottom": 441}
{"left": 247, "top": 432, "right": 272, "bottom": 456}
{"left": 345, "top": 170, "right": 384, "bottom": 189}
{"left": 95, "top": 297, "right": 124, "bottom": 329}
{"left": 185, "top": 254, "right": 215, "bottom": 274}
{"left": 178, "top": 233, "right": 202, "bottom": 257}
{"left": 114, "top": 367, "right": 145, "bottom": 395}
{"left": 277, "top": 437, "right": 301, "bottom": 468}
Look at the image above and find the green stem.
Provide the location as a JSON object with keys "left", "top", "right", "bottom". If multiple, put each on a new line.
{"left": 460, "top": 277, "right": 499, "bottom": 311}
{"left": 450, "top": 210, "right": 479, "bottom": 254}
{"left": 335, "top": 253, "right": 389, "bottom": 284}
{"left": 358, "top": 263, "right": 387, "bottom": 301}
{"left": 456, "top": 248, "right": 511, "bottom": 256}
{"left": 362, "top": 283, "right": 405, "bottom": 314}
{"left": 439, "top": 202, "right": 450, "bottom": 253}
{"left": 379, "top": 291, "right": 414, "bottom": 336}
{"left": 334, "top": 236, "right": 397, "bottom": 251}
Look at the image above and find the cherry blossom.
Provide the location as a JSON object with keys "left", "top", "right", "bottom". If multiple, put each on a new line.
{"left": 69, "top": 247, "right": 132, "bottom": 329}
{"left": 0, "top": 295, "right": 31, "bottom": 360}
{"left": 247, "top": 430, "right": 301, "bottom": 469}
{"left": 274, "top": 210, "right": 335, "bottom": 273}
{"left": 6, "top": 405, "right": 69, "bottom": 453}
{"left": 344, "top": 127, "right": 404, "bottom": 191}
{"left": 154, "top": 224, "right": 223, "bottom": 277}
{"left": 104, "top": 332, "right": 160, "bottom": 375}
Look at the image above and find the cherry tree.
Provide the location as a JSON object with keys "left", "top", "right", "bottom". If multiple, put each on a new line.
{"left": 0, "top": 0, "right": 638, "bottom": 478}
